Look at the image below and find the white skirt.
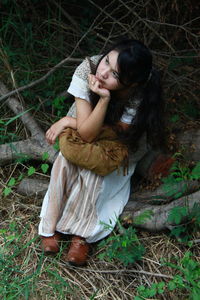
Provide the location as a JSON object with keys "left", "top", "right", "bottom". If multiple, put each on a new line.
{"left": 38, "top": 152, "right": 136, "bottom": 243}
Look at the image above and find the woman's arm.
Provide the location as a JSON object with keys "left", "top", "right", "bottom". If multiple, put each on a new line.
{"left": 75, "top": 97, "right": 110, "bottom": 142}
{"left": 75, "top": 74, "right": 111, "bottom": 142}
{"left": 46, "top": 116, "right": 77, "bottom": 145}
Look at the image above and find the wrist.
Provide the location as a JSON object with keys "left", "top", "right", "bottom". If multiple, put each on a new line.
{"left": 99, "top": 96, "right": 110, "bottom": 102}
{"left": 60, "top": 117, "right": 69, "bottom": 129}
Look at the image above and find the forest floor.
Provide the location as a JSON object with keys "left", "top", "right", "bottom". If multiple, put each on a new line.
{"left": 1, "top": 173, "right": 200, "bottom": 300}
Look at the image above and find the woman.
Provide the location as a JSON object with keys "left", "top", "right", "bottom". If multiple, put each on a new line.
{"left": 39, "top": 39, "right": 165, "bottom": 266}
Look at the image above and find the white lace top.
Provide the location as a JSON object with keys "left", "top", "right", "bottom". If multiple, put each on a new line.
{"left": 67, "top": 55, "right": 140, "bottom": 124}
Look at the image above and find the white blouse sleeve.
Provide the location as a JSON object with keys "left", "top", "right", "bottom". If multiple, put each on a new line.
{"left": 67, "top": 55, "right": 100, "bottom": 102}
{"left": 120, "top": 107, "right": 137, "bottom": 124}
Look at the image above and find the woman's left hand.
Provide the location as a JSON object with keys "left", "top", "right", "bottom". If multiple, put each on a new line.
{"left": 46, "top": 117, "right": 70, "bottom": 144}
{"left": 88, "top": 74, "right": 110, "bottom": 100}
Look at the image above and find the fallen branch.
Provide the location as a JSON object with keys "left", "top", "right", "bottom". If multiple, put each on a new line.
{"left": 122, "top": 190, "right": 200, "bottom": 231}
{"left": 0, "top": 82, "right": 56, "bottom": 165}
{"left": 130, "top": 180, "right": 200, "bottom": 206}
{"left": 0, "top": 138, "right": 56, "bottom": 166}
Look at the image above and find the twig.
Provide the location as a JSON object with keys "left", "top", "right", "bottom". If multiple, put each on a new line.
{"left": 88, "top": 0, "right": 134, "bottom": 37}
{"left": 189, "top": 239, "right": 200, "bottom": 245}
{"left": 0, "top": 58, "right": 81, "bottom": 103}
{"left": 50, "top": 0, "right": 80, "bottom": 30}
{"left": 118, "top": 0, "right": 176, "bottom": 52}
{"left": 61, "top": 262, "right": 174, "bottom": 279}
{"left": 0, "top": 11, "right": 103, "bottom": 104}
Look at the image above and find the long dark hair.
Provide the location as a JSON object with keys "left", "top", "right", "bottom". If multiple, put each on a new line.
{"left": 90, "top": 39, "right": 166, "bottom": 152}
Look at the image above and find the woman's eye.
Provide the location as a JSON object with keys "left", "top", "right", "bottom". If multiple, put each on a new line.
{"left": 105, "top": 57, "right": 109, "bottom": 64}
{"left": 112, "top": 71, "right": 119, "bottom": 79}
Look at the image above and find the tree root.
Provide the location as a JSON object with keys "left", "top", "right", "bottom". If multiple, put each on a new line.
{"left": 122, "top": 190, "right": 200, "bottom": 231}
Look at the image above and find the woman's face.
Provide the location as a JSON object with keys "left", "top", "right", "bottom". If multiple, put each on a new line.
{"left": 95, "top": 50, "right": 123, "bottom": 91}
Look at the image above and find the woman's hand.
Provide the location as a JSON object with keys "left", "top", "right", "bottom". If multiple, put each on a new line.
{"left": 88, "top": 74, "right": 110, "bottom": 100}
{"left": 46, "top": 116, "right": 77, "bottom": 145}
{"left": 46, "top": 118, "right": 67, "bottom": 145}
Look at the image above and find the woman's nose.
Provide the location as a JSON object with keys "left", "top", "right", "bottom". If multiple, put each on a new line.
{"left": 101, "top": 68, "right": 109, "bottom": 79}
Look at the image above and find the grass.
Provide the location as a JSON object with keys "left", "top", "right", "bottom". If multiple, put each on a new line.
{"left": 0, "top": 192, "right": 200, "bottom": 299}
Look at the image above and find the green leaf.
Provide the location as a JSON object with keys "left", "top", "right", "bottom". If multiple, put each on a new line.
{"left": 122, "top": 240, "right": 127, "bottom": 247}
{"left": 5, "top": 107, "right": 33, "bottom": 126}
{"left": 42, "top": 152, "right": 49, "bottom": 161}
{"left": 28, "top": 166, "right": 36, "bottom": 176}
{"left": 173, "top": 275, "right": 184, "bottom": 287}
{"left": 147, "top": 286, "right": 157, "bottom": 297}
{"left": 168, "top": 206, "right": 188, "bottom": 224}
{"left": 8, "top": 177, "right": 16, "bottom": 187}
{"left": 170, "top": 226, "right": 186, "bottom": 238}
{"left": 53, "top": 140, "right": 60, "bottom": 151}
{"left": 191, "top": 162, "right": 200, "bottom": 180}
{"left": 168, "top": 280, "right": 177, "bottom": 291}
{"left": 170, "top": 114, "right": 180, "bottom": 123}
{"left": 3, "top": 187, "right": 12, "bottom": 196}
{"left": 134, "top": 210, "right": 153, "bottom": 225}
{"left": 192, "top": 289, "right": 200, "bottom": 300}
{"left": 157, "top": 281, "right": 165, "bottom": 294}
{"left": 137, "top": 285, "right": 145, "bottom": 292}
{"left": 17, "top": 174, "right": 23, "bottom": 181}
{"left": 41, "top": 163, "right": 49, "bottom": 174}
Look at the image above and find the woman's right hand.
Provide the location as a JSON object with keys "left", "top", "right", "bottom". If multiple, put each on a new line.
{"left": 88, "top": 74, "right": 110, "bottom": 100}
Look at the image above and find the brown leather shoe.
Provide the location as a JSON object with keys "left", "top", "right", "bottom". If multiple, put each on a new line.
{"left": 41, "top": 232, "right": 61, "bottom": 255}
{"left": 66, "top": 236, "right": 89, "bottom": 266}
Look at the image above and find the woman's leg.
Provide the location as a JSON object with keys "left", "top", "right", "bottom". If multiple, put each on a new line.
{"left": 39, "top": 153, "right": 78, "bottom": 237}
{"left": 39, "top": 153, "right": 78, "bottom": 253}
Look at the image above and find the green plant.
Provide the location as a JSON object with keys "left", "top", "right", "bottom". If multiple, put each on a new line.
{"left": 0, "top": 223, "right": 39, "bottom": 299}
{"left": 167, "top": 203, "right": 200, "bottom": 242}
{"left": 161, "top": 157, "right": 200, "bottom": 241}
{"left": 3, "top": 173, "right": 24, "bottom": 196}
{"left": 98, "top": 220, "right": 145, "bottom": 266}
{"left": 3, "top": 151, "right": 50, "bottom": 196}
{"left": 135, "top": 251, "right": 200, "bottom": 300}
{"left": 133, "top": 210, "right": 154, "bottom": 225}
{"left": 0, "top": 222, "right": 76, "bottom": 299}
{"left": 162, "top": 157, "right": 200, "bottom": 200}
{"left": 0, "top": 120, "right": 20, "bottom": 145}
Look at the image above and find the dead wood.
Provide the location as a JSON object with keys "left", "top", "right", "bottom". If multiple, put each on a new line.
{"left": 0, "top": 81, "right": 56, "bottom": 165}
{"left": 17, "top": 178, "right": 49, "bottom": 198}
{"left": 17, "top": 177, "right": 200, "bottom": 231}
{"left": 122, "top": 190, "right": 200, "bottom": 231}
{"left": 0, "top": 138, "right": 57, "bottom": 166}
{"left": 130, "top": 180, "right": 200, "bottom": 206}
{"left": 176, "top": 129, "right": 200, "bottom": 162}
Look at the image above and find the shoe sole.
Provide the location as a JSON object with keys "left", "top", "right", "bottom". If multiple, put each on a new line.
{"left": 66, "top": 260, "right": 87, "bottom": 267}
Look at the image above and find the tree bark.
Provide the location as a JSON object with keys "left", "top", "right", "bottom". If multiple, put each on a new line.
{"left": 122, "top": 190, "right": 200, "bottom": 231}
{"left": 0, "top": 81, "right": 56, "bottom": 165}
